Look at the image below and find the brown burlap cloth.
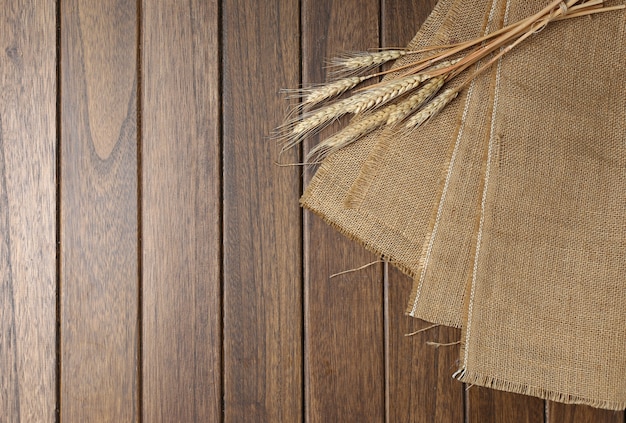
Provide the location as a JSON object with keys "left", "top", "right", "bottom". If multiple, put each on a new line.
{"left": 301, "top": 0, "right": 626, "bottom": 410}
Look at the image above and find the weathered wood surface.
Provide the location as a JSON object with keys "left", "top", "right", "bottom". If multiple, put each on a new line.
{"left": 0, "top": 2, "right": 57, "bottom": 421}
{"left": 141, "top": 0, "right": 222, "bottom": 421}
{"left": 60, "top": 0, "right": 139, "bottom": 420}
{"left": 222, "top": 0, "right": 303, "bottom": 421}
{"left": 0, "top": 1, "right": 623, "bottom": 421}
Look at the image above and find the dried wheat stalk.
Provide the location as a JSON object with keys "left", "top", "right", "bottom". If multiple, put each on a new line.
{"left": 276, "top": 0, "right": 624, "bottom": 164}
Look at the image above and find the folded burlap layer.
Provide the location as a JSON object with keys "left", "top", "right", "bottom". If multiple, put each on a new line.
{"left": 301, "top": 0, "right": 626, "bottom": 410}
{"left": 455, "top": 0, "right": 626, "bottom": 410}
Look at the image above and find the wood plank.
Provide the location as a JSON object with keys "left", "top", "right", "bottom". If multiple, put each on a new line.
{"left": 548, "top": 402, "right": 624, "bottom": 423}
{"left": 467, "top": 388, "right": 544, "bottom": 423}
{"left": 385, "top": 267, "right": 463, "bottom": 423}
{"left": 141, "top": 0, "right": 221, "bottom": 421}
{"left": 303, "top": 225, "right": 384, "bottom": 423}
{"left": 0, "top": 2, "right": 57, "bottom": 420}
{"left": 381, "top": 2, "right": 464, "bottom": 422}
{"left": 302, "top": 1, "right": 385, "bottom": 422}
{"left": 0, "top": 115, "right": 20, "bottom": 423}
{"left": 60, "top": 1, "right": 139, "bottom": 420}
{"left": 382, "top": 0, "right": 438, "bottom": 50}
{"left": 222, "top": 0, "right": 302, "bottom": 421}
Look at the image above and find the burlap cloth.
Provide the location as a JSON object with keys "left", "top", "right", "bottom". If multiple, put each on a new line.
{"left": 301, "top": 0, "right": 626, "bottom": 410}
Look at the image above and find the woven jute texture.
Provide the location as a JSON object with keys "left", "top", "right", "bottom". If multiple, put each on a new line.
{"left": 455, "top": 0, "right": 626, "bottom": 409}
{"left": 301, "top": 0, "right": 626, "bottom": 410}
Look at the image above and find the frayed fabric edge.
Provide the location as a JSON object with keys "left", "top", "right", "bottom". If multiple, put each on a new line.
{"left": 301, "top": 193, "right": 465, "bottom": 328}
{"left": 300, "top": 192, "right": 417, "bottom": 280}
{"left": 454, "top": 368, "right": 626, "bottom": 411}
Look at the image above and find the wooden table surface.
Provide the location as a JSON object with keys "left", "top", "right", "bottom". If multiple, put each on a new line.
{"left": 1, "top": 0, "right": 624, "bottom": 421}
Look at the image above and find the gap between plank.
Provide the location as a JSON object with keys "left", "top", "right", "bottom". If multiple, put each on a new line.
{"left": 136, "top": 0, "right": 144, "bottom": 421}
{"left": 54, "top": 1, "right": 62, "bottom": 421}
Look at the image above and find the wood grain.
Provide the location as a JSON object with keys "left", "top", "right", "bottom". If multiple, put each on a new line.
{"left": 548, "top": 402, "right": 624, "bottom": 423}
{"left": 467, "top": 388, "right": 544, "bottom": 423}
{"left": 141, "top": 0, "right": 221, "bottom": 421}
{"left": 60, "top": 0, "right": 139, "bottom": 420}
{"left": 302, "top": 1, "right": 385, "bottom": 422}
{"left": 380, "top": 2, "right": 464, "bottom": 422}
{"left": 382, "top": 0, "right": 439, "bottom": 49}
{"left": 222, "top": 0, "right": 302, "bottom": 421}
{"left": 0, "top": 119, "right": 19, "bottom": 422}
{"left": 385, "top": 267, "right": 463, "bottom": 423}
{"left": 0, "top": 2, "right": 57, "bottom": 421}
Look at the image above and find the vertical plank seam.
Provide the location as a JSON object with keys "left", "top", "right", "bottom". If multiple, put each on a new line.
{"left": 297, "top": 0, "right": 306, "bottom": 422}
{"left": 55, "top": 1, "right": 63, "bottom": 421}
{"left": 136, "top": 0, "right": 144, "bottom": 421}
{"left": 299, "top": 1, "right": 308, "bottom": 421}
{"left": 383, "top": 263, "right": 390, "bottom": 423}
{"left": 218, "top": 0, "right": 225, "bottom": 421}
{"left": 464, "top": 385, "right": 469, "bottom": 423}
{"left": 378, "top": 2, "right": 390, "bottom": 422}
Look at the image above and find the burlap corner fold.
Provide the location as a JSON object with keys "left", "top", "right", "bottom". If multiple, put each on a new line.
{"left": 454, "top": 0, "right": 626, "bottom": 409}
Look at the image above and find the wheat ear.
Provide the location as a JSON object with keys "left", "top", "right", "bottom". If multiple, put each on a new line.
{"left": 386, "top": 77, "right": 445, "bottom": 126}
{"left": 285, "top": 98, "right": 354, "bottom": 148}
{"left": 329, "top": 50, "right": 407, "bottom": 76}
{"left": 307, "top": 105, "right": 396, "bottom": 162}
{"left": 285, "top": 59, "right": 459, "bottom": 149}
{"left": 287, "top": 72, "right": 429, "bottom": 146}
{"left": 405, "top": 88, "right": 459, "bottom": 129}
{"left": 345, "top": 73, "right": 432, "bottom": 114}
{"left": 286, "top": 71, "right": 430, "bottom": 150}
{"left": 347, "top": 59, "right": 459, "bottom": 114}
{"left": 285, "top": 76, "right": 368, "bottom": 108}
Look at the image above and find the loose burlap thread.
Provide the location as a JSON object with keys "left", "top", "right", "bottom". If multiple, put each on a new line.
{"left": 300, "top": 0, "right": 626, "bottom": 410}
